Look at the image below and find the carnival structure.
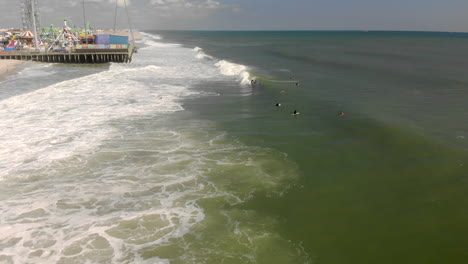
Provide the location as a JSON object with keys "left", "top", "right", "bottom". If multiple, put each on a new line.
{"left": 0, "top": 0, "right": 136, "bottom": 63}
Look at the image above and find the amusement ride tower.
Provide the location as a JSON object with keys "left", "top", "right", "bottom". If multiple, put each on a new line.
{"left": 21, "top": 0, "right": 41, "bottom": 48}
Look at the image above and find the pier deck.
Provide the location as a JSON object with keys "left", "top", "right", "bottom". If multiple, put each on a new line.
{"left": 0, "top": 45, "right": 136, "bottom": 64}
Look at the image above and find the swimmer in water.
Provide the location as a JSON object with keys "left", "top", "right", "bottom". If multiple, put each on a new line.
{"left": 275, "top": 103, "right": 281, "bottom": 107}
{"left": 250, "top": 79, "right": 257, "bottom": 87}
{"left": 295, "top": 82, "right": 299, "bottom": 86}
{"left": 280, "top": 89, "right": 285, "bottom": 93}
{"left": 292, "top": 110, "right": 300, "bottom": 115}
{"left": 339, "top": 111, "right": 345, "bottom": 116}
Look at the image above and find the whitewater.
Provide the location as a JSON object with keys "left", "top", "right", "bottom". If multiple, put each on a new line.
{"left": 0, "top": 33, "right": 308, "bottom": 263}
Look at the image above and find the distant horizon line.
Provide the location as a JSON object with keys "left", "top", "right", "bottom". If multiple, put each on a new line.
{"left": 135, "top": 29, "right": 468, "bottom": 34}
{"left": 2, "top": 26, "right": 468, "bottom": 34}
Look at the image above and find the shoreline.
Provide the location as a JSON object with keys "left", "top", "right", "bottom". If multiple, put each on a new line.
{"left": 0, "top": 60, "right": 25, "bottom": 82}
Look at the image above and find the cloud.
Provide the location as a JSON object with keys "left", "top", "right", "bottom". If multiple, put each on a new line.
{"left": 149, "top": 0, "right": 222, "bottom": 10}
{"left": 113, "top": 0, "right": 131, "bottom": 7}
{"left": 205, "top": 0, "right": 220, "bottom": 9}
{"left": 0, "top": 0, "right": 239, "bottom": 30}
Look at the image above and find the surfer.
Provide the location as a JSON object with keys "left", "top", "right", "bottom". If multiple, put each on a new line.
{"left": 275, "top": 103, "right": 281, "bottom": 107}
{"left": 292, "top": 110, "right": 300, "bottom": 116}
{"left": 250, "top": 79, "right": 257, "bottom": 87}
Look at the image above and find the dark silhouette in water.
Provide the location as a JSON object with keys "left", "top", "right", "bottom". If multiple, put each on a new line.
{"left": 275, "top": 103, "right": 281, "bottom": 107}
{"left": 250, "top": 79, "right": 257, "bottom": 88}
{"left": 292, "top": 110, "right": 300, "bottom": 115}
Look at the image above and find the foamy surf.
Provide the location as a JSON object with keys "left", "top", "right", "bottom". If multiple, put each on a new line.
{"left": 193, "top": 47, "right": 252, "bottom": 85}
{"left": 0, "top": 119, "right": 302, "bottom": 263}
{"left": 0, "top": 33, "right": 309, "bottom": 264}
{"left": 215, "top": 60, "right": 251, "bottom": 85}
{"left": 0, "top": 64, "right": 187, "bottom": 180}
{"left": 194, "top": 47, "right": 214, "bottom": 60}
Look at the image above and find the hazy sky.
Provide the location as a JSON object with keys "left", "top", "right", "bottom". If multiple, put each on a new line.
{"left": 1, "top": 0, "right": 468, "bottom": 32}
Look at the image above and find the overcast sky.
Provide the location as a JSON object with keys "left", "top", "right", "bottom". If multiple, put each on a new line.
{"left": 1, "top": 0, "right": 468, "bottom": 32}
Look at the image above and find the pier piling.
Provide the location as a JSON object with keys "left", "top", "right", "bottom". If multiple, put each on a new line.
{"left": 0, "top": 45, "right": 135, "bottom": 64}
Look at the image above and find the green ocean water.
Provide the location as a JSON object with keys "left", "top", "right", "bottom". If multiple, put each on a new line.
{"left": 1, "top": 31, "right": 467, "bottom": 263}
{"left": 152, "top": 31, "right": 468, "bottom": 263}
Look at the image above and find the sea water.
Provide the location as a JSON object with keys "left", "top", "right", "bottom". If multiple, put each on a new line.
{"left": 0, "top": 31, "right": 467, "bottom": 264}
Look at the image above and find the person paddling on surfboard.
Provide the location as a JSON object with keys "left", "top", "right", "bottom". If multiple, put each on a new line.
{"left": 292, "top": 110, "right": 300, "bottom": 116}
{"left": 250, "top": 79, "right": 257, "bottom": 88}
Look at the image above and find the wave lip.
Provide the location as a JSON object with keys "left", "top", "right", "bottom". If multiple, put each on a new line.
{"left": 215, "top": 60, "right": 251, "bottom": 85}
{"left": 193, "top": 46, "right": 252, "bottom": 85}
{"left": 194, "top": 47, "right": 214, "bottom": 60}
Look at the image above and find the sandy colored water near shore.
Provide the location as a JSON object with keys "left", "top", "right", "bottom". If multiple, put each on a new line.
{"left": 0, "top": 60, "right": 25, "bottom": 81}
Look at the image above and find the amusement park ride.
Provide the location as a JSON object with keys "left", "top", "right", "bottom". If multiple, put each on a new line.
{"left": 47, "top": 20, "right": 82, "bottom": 51}
{"left": 0, "top": 0, "right": 136, "bottom": 63}
{"left": 21, "top": 0, "right": 41, "bottom": 49}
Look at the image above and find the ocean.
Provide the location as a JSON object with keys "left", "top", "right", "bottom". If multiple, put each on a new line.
{"left": 0, "top": 31, "right": 467, "bottom": 263}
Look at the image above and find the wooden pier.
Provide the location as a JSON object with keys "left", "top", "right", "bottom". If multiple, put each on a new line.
{"left": 0, "top": 45, "right": 136, "bottom": 64}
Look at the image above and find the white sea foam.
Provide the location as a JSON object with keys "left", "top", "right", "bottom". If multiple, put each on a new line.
{"left": 215, "top": 60, "right": 251, "bottom": 85}
{"left": 0, "top": 118, "right": 300, "bottom": 263}
{"left": 0, "top": 33, "right": 305, "bottom": 264}
{"left": 0, "top": 63, "right": 192, "bottom": 180}
{"left": 140, "top": 32, "right": 162, "bottom": 40}
{"left": 144, "top": 40, "right": 182, "bottom": 48}
{"left": 16, "top": 63, "right": 54, "bottom": 78}
{"left": 138, "top": 31, "right": 175, "bottom": 49}
{"left": 193, "top": 47, "right": 252, "bottom": 85}
{"left": 0, "top": 34, "right": 214, "bottom": 262}
{"left": 194, "top": 46, "right": 214, "bottom": 60}
{"left": 140, "top": 36, "right": 251, "bottom": 86}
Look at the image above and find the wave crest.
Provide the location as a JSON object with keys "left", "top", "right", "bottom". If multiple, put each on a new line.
{"left": 194, "top": 47, "right": 214, "bottom": 60}
{"left": 215, "top": 60, "right": 251, "bottom": 85}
